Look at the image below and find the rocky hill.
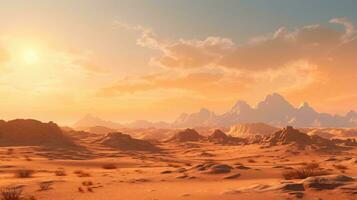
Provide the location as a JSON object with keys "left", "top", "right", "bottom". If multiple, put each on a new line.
{"left": 168, "top": 128, "right": 204, "bottom": 142}
{"left": 0, "top": 119, "right": 72, "bottom": 146}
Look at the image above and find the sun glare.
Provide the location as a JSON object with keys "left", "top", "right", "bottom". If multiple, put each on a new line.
{"left": 23, "top": 49, "right": 39, "bottom": 64}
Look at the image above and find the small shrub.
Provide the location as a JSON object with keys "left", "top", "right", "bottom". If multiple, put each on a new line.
{"left": 74, "top": 170, "right": 90, "bottom": 177}
{"left": 282, "top": 165, "right": 329, "bottom": 180}
{"left": 0, "top": 186, "right": 23, "bottom": 200}
{"left": 102, "top": 163, "right": 117, "bottom": 170}
{"left": 38, "top": 182, "right": 53, "bottom": 191}
{"left": 55, "top": 170, "right": 66, "bottom": 176}
{"left": 78, "top": 187, "right": 84, "bottom": 193}
{"left": 82, "top": 181, "right": 93, "bottom": 186}
{"left": 14, "top": 169, "right": 34, "bottom": 178}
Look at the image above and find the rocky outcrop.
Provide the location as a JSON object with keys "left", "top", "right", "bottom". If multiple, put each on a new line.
{"left": 208, "top": 129, "right": 246, "bottom": 144}
{"left": 168, "top": 128, "right": 203, "bottom": 142}
{"left": 266, "top": 126, "right": 312, "bottom": 146}
{"left": 266, "top": 126, "right": 336, "bottom": 148}
{"left": 302, "top": 175, "right": 354, "bottom": 190}
{"left": 0, "top": 119, "right": 72, "bottom": 146}
{"left": 228, "top": 123, "right": 278, "bottom": 139}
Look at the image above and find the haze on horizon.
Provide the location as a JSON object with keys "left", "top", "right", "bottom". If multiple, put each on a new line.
{"left": 1, "top": 0, "right": 357, "bottom": 125}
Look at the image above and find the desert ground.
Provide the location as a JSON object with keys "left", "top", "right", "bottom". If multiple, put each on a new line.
{"left": 0, "top": 120, "right": 357, "bottom": 200}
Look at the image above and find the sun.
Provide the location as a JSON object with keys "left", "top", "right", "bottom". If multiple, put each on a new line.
{"left": 23, "top": 49, "right": 39, "bottom": 64}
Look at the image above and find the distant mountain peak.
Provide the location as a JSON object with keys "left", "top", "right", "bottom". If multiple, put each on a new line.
{"left": 73, "top": 114, "right": 122, "bottom": 129}
{"left": 230, "top": 100, "right": 252, "bottom": 114}
{"left": 261, "top": 93, "right": 290, "bottom": 105}
{"left": 298, "top": 102, "right": 315, "bottom": 111}
{"left": 82, "top": 113, "right": 97, "bottom": 120}
{"left": 74, "top": 93, "right": 357, "bottom": 129}
{"left": 199, "top": 108, "right": 211, "bottom": 114}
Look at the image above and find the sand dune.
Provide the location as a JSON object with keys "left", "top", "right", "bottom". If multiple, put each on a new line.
{"left": 0, "top": 119, "right": 356, "bottom": 200}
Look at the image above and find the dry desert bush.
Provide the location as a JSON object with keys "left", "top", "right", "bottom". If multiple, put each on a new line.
{"left": 82, "top": 181, "right": 93, "bottom": 186}
{"left": 102, "top": 163, "right": 117, "bottom": 170}
{"left": 78, "top": 187, "right": 84, "bottom": 193}
{"left": 0, "top": 186, "right": 22, "bottom": 200}
{"left": 282, "top": 162, "right": 329, "bottom": 180}
{"left": 38, "top": 181, "right": 53, "bottom": 191}
{"left": 54, "top": 169, "right": 66, "bottom": 176}
{"left": 14, "top": 169, "right": 34, "bottom": 178}
{"left": 74, "top": 170, "right": 91, "bottom": 177}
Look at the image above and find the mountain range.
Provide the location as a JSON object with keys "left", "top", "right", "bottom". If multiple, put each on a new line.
{"left": 74, "top": 93, "right": 357, "bottom": 129}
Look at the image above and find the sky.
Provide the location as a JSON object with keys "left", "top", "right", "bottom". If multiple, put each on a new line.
{"left": 0, "top": 0, "right": 357, "bottom": 125}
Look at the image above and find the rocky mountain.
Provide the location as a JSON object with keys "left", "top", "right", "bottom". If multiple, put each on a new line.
{"left": 73, "top": 93, "right": 357, "bottom": 129}
{"left": 74, "top": 115, "right": 170, "bottom": 130}
{"left": 73, "top": 114, "right": 122, "bottom": 129}
{"left": 173, "top": 93, "right": 357, "bottom": 128}
{"left": 172, "top": 108, "right": 217, "bottom": 128}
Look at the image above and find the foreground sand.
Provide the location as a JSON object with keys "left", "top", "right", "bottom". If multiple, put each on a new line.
{"left": 0, "top": 140, "right": 356, "bottom": 200}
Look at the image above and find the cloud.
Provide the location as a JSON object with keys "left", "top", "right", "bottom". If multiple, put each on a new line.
{"left": 117, "top": 18, "right": 355, "bottom": 73}
{"left": 108, "top": 18, "right": 357, "bottom": 114}
{"left": 150, "top": 37, "right": 235, "bottom": 69}
{"left": 330, "top": 17, "right": 356, "bottom": 42}
{"left": 220, "top": 23, "right": 348, "bottom": 71}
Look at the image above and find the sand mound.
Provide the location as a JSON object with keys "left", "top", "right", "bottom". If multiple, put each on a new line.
{"left": 266, "top": 126, "right": 335, "bottom": 148}
{"left": 228, "top": 123, "right": 278, "bottom": 139}
{"left": 96, "top": 132, "right": 159, "bottom": 151}
{"left": 0, "top": 119, "right": 72, "bottom": 146}
{"left": 208, "top": 129, "right": 228, "bottom": 142}
{"left": 168, "top": 128, "right": 203, "bottom": 142}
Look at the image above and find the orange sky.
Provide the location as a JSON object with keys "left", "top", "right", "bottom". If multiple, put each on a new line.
{"left": 0, "top": 2, "right": 357, "bottom": 125}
